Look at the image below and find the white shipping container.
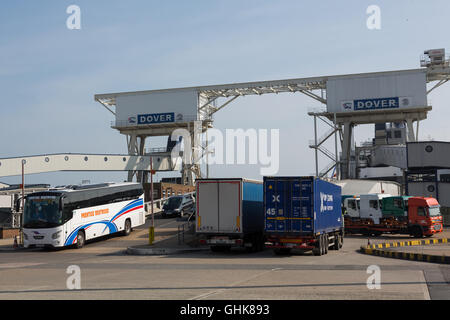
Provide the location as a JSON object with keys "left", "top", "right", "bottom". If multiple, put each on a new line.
{"left": 333, "top": 179, "right": 401, "bottom": 196}
{"left": 326, "top": 70, "right": 427, "bottom": 113}
{"left": 0, "top": 195, "right": 12, "bottom": 208}
{"left": 196, "top": 179, "right": 241, "bottom": 234}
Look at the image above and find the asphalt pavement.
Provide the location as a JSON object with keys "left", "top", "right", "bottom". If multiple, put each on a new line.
{"left": 0, "top": 219, "right": 449, "bottom": 300}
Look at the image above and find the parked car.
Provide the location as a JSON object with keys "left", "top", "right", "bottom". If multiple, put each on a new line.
{"left": 162, "top": 194, "right": 195, "bottom": 218}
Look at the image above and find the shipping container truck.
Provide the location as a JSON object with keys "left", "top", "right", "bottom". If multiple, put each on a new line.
{"left": 264, "top": 176, "right": 343, "bottom": 256}
{"left": 195, "top": 178, "right": 264, "bottom": 252}
{"left": 345, "top": 197, "right": 443, "bottom": 237}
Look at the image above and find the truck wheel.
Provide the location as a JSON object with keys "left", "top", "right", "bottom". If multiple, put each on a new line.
{"left": 333, "top": 233, "right": 340, "bottom": 250}
{"left": 320, "top": 235, "right": 325, "bottom": 255}
{"left": 412, "top": 227, "right": 423, "bottom": 238}
{"left": 338, "top": 233, "right": 343, "bottom": 249}
{"left": 313, "top": 236, "right": 323, "bottom": 256}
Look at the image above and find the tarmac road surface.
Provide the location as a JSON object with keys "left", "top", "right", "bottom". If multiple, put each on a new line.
{"left": 0, "top": 219, "right": 449, "bottom": 300}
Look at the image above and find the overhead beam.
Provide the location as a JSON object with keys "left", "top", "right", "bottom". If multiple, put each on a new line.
{"left": 0, "top": 153, "right": 180, "bottom": 177}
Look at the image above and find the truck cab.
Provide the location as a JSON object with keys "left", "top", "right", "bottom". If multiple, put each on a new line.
{"left": 343, "top": 197, "right": 360, "bottom": 219}
{"left": 381, "top": 196, "right": 411, "bottom": 220}
{"left": 359, "top": 193, "right": 392, "bottom": 224}
{"left": 407, "top": 197, "right": 443, "bottom": 237}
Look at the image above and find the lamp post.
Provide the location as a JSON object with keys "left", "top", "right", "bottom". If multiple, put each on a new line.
{"left": 149, "top": 157, "right": 155, "bottom": 245}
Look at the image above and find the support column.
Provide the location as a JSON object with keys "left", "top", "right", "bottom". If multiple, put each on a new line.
{"left": 127, "top": 134, "right": 138, "bottom": 182}
{"left": 205, "top": 129, "right": 209, "bottom": 178}
{"left": 138, "top": 136, "right": 147, "bottom": 183}
{"left": 416, "top": 120, "right": 420, "bottom": 141}
{"left": 406, "top": 119, "right": 416, "bottom": 142}
{"left": 334, "top": 113, "right": 339, "bottom": 180}
{"left": 314, "top": 115, "right": 318, "bottom": 177}
{"left": 341, "top": 122, "right": 353, "bottom": 180}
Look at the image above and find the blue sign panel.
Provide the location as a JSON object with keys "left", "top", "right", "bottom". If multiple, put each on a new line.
{"left": 353, "top": 97, "right": 399, "bottom": 111}
{"left": 137, "top": 112, "right": 175, "bottom": 125}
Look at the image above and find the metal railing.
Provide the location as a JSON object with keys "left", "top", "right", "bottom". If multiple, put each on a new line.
{"left": 145, "top": 147, "right": 168, "bottom": 154}
{"left": 144, "top": 191, "right": 196, "bottom": 217}
{"left": 178, "top": 211, "right": 196, "bottom": 244}
{"left": 144, "top": 199, "right": 165, "bottom": 217}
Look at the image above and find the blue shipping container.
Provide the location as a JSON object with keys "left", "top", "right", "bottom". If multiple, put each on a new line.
{"left": 264, "top": 176, "right": 342, "bottom": 236}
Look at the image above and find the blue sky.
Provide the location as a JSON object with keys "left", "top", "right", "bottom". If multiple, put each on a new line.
{"left": 1, "top": 0, "right": 450, "bottom": 186}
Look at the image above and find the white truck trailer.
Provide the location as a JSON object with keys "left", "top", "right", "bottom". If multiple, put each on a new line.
{"left": 195, "top": 178, "right": 264, "bottom": 252}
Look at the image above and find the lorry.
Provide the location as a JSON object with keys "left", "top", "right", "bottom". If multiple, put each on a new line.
{"left": 195, "top": 178, "right": 265, "bottom": 252}
{"left": 263, "top": 176, "right": 343, "bottom": 256}
{"left": 359, "top": 193, "right": 392, "bottom": 224}
{"left": 342, "top": 196, "right": 360, "bottom": 218}
{"left": 381, "top": 196, "right": 411, "bottom": 220}
{"left": 344, "top": 196, "right": 443, "bottom": 237}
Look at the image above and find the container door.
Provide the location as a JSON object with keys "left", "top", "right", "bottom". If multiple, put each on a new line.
{"left": 218, "top": 181, "right": 241, "bottom": 233}
{"left": 290, "top": 179, "right": 314, "bottom": 233}
{"left": 197, "top": 181, "right": 219, "bottom": 233}
{"left": 265, "top": 179, "right": 290, "bottom": 232}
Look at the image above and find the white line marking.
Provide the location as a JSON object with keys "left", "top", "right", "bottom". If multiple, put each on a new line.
{"left": 0, "top": 262, "right": 44, "bottom": 269}
{"left": 191, "top": 268, "right": 282, "bottom": 300}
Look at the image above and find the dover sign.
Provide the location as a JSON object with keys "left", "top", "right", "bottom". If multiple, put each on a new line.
{"left": 342, "top": 97, "right": 412, "bottom": 111}
{"left": 137, "top": 112, "right": 175, "bottom": 125}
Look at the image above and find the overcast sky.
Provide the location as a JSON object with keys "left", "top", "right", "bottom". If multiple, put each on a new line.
{"left": 1, "top": 0, "right": 449, "bottom": 186}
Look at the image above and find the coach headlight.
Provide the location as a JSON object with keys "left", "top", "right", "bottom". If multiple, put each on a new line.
{"left": 52, "top": 231, "right": 62, "bottom": 239}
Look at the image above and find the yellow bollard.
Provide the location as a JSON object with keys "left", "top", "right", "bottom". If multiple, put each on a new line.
{"left": 148, "top": 226, "right": 155, "bottom": 245}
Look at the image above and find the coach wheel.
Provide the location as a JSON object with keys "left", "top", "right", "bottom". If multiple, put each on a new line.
{"left": 123, "top": 219, "right": 132, "bottom": 236}
{"left": 76, "top": 231, "right": 85, "bottom": 249}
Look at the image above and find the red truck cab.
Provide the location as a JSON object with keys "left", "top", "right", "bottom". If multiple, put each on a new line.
{"left": 408, "top": 197, "right": 443, "bottom": 237}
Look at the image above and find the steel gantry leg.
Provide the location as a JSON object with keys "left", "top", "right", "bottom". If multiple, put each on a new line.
{"left": 341, "top": 122, "right": 353, "bottom": 180}
{"left": 127, "top": 134, "right": 138, "bottom": 182}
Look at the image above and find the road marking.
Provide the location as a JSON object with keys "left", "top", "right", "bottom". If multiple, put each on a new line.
{"left": 191, "top": 268, "right": 282, "bottom": 300}
{"left": 420, "top": 271, "right": 431, "bottom": 300}
{"left": 0, "top": 262, "right": 44, "bottom": 269}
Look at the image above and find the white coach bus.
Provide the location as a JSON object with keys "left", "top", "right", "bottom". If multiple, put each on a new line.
{"left": 22, "top": 182, "right": 145, "bottom": 249}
